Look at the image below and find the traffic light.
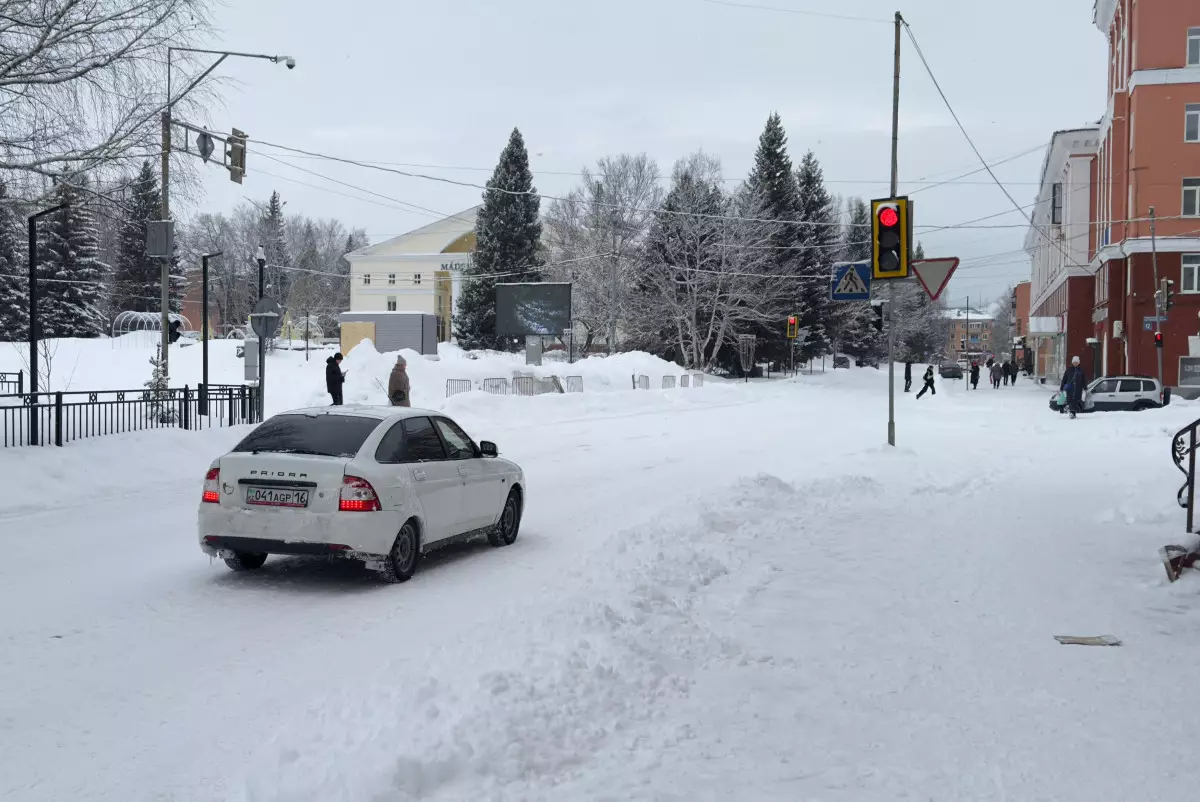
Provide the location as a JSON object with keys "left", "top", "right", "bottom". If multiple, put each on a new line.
{"left": 1163, "top": 278, "right": 1176, "bottom": 312}
{"left": 870, "top": 197, "right": 911, "bottom": 280}
{"left": 226, "top": 127, "right": 247, "bottom": 184}
{"left": 1155, "top": 331, "right": 1164, "bottom": 348}
{"left": 873, "top": 303, "right": 884, "bottom": 333}
{"left": 786, "top": 315, "right": 798, "bottom": 339}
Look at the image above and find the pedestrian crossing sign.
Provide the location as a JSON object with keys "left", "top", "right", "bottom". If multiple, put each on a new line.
{"left": 831, "top": 262, "right": 872, "bottom": 301}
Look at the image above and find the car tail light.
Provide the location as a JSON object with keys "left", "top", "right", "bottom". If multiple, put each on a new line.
{"left": 339, "top": 475, "right": 381, "bottom": 512}
{"left": 202, "top": 467, "right": 220, "bottom": 504}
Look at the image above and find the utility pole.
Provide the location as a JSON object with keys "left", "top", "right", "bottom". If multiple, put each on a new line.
{"left": 886, "top": 10, "right": 902, "bottom": 446}
{"left": 200, "top": 252, "right": 220, "bottom": 416}
{"left": 26, "top": 203, "right": 68, "bottom": 445}
{"left": 1150, "top": 206, "right": 1164, "bottom": 387}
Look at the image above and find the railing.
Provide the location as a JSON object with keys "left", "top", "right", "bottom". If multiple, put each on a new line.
{"left": 0, "top": 370, "right": 22, "bottom": 395}
{"left": 662, "top": 376, "right": 677, "bottom": 389}
{"left": 564, "top": 376, "right": 583, "bottom": 393}
{"left": 0, "top": 384, "right": 259, "bottom": 448}
{"left": 680, "top": 375, "right": 691, "bottom": 388}
{"left": 481, "top": 378, "right": 510, "bottom": 395}
{"left": 1172, "top": 417, "right": 1200, "bottom": 532}
{"left": 446, "top": 379, "right": 473, "bottom": 398}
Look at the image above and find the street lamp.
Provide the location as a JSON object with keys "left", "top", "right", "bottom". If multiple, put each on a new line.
{"left": 159, "top": 45, "right": 295, "bottom": 379}
{"left": 26, "top": 202, "right": 69, "bottom": 446}
{"left": 199, "top": 251, "right": 222, "bottom": 416}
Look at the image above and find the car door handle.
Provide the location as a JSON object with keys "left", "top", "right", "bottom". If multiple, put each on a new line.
{"left": 414, "top": 470, "right": 426, "bottom": 481}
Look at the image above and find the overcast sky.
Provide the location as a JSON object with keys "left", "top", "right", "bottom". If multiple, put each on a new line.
{"left": 187, "top": 0, "right": 1107, "bottom": 310}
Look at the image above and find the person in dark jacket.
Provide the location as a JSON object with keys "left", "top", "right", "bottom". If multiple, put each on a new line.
{"left": 904, "top": 361, "right": 913, "bottom": 393}
{"left": 1001, "top": 360, "right": 1011, "bottom": 386}
{"left": 969, "top": 362, "right": 980, "bottom": 390}
{"left": 916, "top": 365, "right": 936, "bottom": 398}
{"left": 326, "top": 353, "right": 346, "bottom": 406}
{"left": 1060, "top": 355, "right": 1086, "bottom": 419}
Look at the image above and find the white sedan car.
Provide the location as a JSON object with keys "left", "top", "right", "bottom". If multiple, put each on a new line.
{"left": 198, "top": 406, "right": 525, "bottom": 582}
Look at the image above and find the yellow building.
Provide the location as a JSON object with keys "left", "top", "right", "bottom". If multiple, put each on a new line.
{"left": 344, "top": 206, "right": 479, "bottom": 342}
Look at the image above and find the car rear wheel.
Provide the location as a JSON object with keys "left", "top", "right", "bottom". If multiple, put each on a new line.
{"left": 223, "top": 551, "right": 267, "bottom": 571}
{"left": 1132, "top": 400, "right": 1155, "bottom": 412}
{"left": 380, "top": 520, "right": 420, "bottom": 583}
{"left": 488, "top": 489, "right": 522, "bottom": 548}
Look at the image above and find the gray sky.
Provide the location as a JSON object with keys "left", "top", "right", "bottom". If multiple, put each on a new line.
{"left": 190, "top": 0, "right": 1107, "bottom": 310}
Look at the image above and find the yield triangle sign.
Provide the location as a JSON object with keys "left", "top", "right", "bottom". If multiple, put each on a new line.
{"left": 911, "top": 258, "right": 959, "bottom": 301}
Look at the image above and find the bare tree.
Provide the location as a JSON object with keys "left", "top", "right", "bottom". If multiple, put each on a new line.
{"left": 0, "top": 0, "right": 212, "bottom": 192}
{"left": 629, "top": 153, "right": 779, "bottom": 371}
{"left": 544, "top": 154, "right": 663, "bottom": 353}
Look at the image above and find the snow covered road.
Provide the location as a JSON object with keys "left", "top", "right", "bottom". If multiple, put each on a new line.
{"left": 4, "top": 369, "right": 1200, "bottom": 801}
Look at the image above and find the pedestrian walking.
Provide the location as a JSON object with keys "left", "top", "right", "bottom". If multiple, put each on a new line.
{"left": 326, "top": 353, "right": 346, "bottom": 406}
{"left": 916, "top": 366, "right": 936, "bottom": 398}
{"left": 387, "top": 354, "right": 411, "bottom": 407}
{"left": 1012, "top": 363, "right": 1019, "bottom": 385}
{"left": 990, "top": 361, "right": 1003, "bottom": 389}
{"left": 970, "top": 361, "right": 980, "bottom": 390}
{"left": 904, "top": 361, "right": 913, "bottom": 393}
{"left": 1060, "top": 356, "right": 1087, "bottom": 419}
{"left": 1002, "top": 361, "right": 1011, "bottom": 386}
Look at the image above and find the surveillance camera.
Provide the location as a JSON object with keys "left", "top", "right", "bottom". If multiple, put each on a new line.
{"left": 285, "top": 57, "right": 296, "bottom": 70}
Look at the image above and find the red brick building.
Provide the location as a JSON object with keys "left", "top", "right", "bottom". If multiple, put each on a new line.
{"left": 1030, "top": 1, "right": 1200, "bottom": 386}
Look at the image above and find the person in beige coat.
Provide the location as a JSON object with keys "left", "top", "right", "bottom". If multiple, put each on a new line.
{"left": 387, "top": 355, "right": 411, "bottom": 407}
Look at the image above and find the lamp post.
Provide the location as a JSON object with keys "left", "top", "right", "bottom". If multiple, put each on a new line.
{"left": 26, "top": 202, "right": 69, "bottom": 446}
{"left": 255, "top": 245, "right": 267, "bottom": 300}
{"left": 199, "top": 251, "right": 222, "bottom": 415}
{"left": 160, "top": 46, "right": 294, "bottom": 380}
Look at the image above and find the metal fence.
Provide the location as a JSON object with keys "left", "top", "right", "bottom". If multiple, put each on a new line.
{"left": 482, "top": 378, "right": 510, "bottom": 395}
{"left": 0, "top": 370, "right": 22, "bottom": 395}
{"left": 446, "top": 379, "right": 473, "bottom": 398}
{"left": 680, "top": 375, "right": 691, "bottom": 388}
{"left": 662, "top": 376, "right": 677, "bottom": 389}
{"left": 635, "top": 375, "right": 650, "bottom": 390}
{"left": 564, "top": 376, "right": 583, "bottom": 393}
{"left": 0, "top": 384, "right": 260, "bottom": 449}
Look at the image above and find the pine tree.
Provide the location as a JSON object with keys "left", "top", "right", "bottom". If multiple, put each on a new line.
{"left": 455, "top": 127, "right": 543, "bottom": 350}
{"left": 113, "top": 161, "right": 164, "bottom": 314}
{"left": 795, "top": 151, "right": 836, "bottom": 360}
{"left": 260, "top": 191, "right": 290, "bottom": 301}
{"left": 144, "top": 344, "right": 176, "bottom": 423}
{"left": 38, "top": 181, "right": 109, "bottom": 338}
{"left": 0, "top": 182, "right": 28, "bottom": 341}
{"left": 744, "top": 113, "right": 803, "bottom": 365}
{"left": 839, "top": 198, "right": 880, "bottom": 360}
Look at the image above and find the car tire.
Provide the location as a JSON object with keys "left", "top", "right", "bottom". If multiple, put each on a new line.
{"left": 1132, "top": 401, "right": 1154, "bottom": 412}
{"left": 379, "top": 521, "right": 420, "bottom": 583}
{"left": 223, "top": 551, "right": 267, "bottom": 571}
{"left": 488, "top": 489, "right": 522, "bottom": 548}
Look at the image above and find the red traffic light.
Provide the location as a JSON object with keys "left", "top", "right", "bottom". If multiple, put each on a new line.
{"left": 788, "top": 316, "right": 797, "bottom": 325}
{"left": 878, "top": 207, "right": 899, "bottom": 228}
{"left": 1155, "top": 331, "right": 1164, "bottom": 348}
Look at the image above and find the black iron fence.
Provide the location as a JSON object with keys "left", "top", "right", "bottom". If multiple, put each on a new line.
{"left": 0, "top": 383, "right": 260, "bottom": 448}
{"left": 0, "top": 370, "right": 23, "bottom": 395}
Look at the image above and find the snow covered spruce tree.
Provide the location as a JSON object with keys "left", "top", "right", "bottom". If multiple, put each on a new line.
{"left": 144, "top": 344, "right": 176, "bottom": 423}
{"left": 259, "top": 190, "right": 290, "bottom": 302}
{"left": 455, "top": 127, "right": 543, "bottom": 351}
{"left": 794, "top": 151, "right": 836, "bottom": 360}
{"left": 113, "top": 161, "right": 167, "bottom": 314}
{"left": 0, "top": 181, "right": 28, "bottom": 340}
{"left": 744, "top": 114, "right": 802, "bottom": 365}
{"left": 37, "top": 181, "right": 110, "bottom": 338}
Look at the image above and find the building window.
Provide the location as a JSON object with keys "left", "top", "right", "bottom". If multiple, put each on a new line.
{"left": 363, "top": 273, "right": 371, "bottom": 286}
{"left": 387, "top": 296, "right": 397, "bottom": 311}
{"left": 388, "top": 273, "right": 396, "bottom": 285}
{"left": 1184, "top": 255, "right": 1200, "bottom": 294}
{"left": 1185, "top": 179, "right": 1200, "bottom": 217}
{"left": 1051, "top": 183, "right": 1063, "bottom": 225}
{"left": 413, "top": 273, "right": 422, "bottom": 285}
{"left": 1188, "top": 105, "right": 1200, "bottom": 144}
{"left": 1190, "top": 28, "right": 1200, "bottom": 66}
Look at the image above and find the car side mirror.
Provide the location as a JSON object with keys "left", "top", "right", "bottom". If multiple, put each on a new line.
{"left": 479, "top": 440, "right": 498, "bottom": 458}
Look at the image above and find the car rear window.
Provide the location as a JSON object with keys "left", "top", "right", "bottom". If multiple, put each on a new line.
{"left": 232, "top": 414, "right": 381, "bottom": 458}
{"left": 1119, "top": 380, "right": 1142, "bottom": 393}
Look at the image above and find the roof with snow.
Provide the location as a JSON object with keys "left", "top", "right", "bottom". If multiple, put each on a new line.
{"left": 943, "top": 308, "right": 994, "bottom": 322}
{"left": 347, "top": 206, "right": 481, "bottom": 259}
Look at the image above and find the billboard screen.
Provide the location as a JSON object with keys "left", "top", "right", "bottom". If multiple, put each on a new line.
{"left": 495, "top": 283, "right": 572, "bottom": 336}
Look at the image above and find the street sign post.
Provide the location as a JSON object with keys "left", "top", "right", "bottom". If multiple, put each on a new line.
{"left": 911, "top": 258, "right": 960, "bottom": 301}
{"left": 831, "top": 262, "right": 872, "bottom": 301}
{"left": 250, "top": 298, "right": 281, "bottom": 421}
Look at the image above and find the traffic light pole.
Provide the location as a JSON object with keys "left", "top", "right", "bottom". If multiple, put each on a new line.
{"left": 887, "top": 11, "right": 902, "bottom": 447}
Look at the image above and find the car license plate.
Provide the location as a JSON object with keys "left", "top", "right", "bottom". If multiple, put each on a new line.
{"left": 245, "top": 487, "right": 310, "bottom": 508}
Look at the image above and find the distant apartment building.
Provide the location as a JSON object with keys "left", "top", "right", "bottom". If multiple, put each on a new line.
{"left": 944, "top": 307, "right": 994, "bottom": 361}
{"left": 1027, "top": 0, "right": 1200, "bottom": 385}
